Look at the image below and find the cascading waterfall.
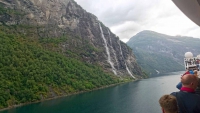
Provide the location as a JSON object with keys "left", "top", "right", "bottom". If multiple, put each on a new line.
{"left": 118, "top": 40, "right": 135, "bottom": 78}
{"left": 99, "top": 23, "right": 117, "bottom": 75}
{"left": 107, "top": 29, "right": 119, "bottom": 69}
{"left": 108, "top": 30, "right": 112, "bottom": 46}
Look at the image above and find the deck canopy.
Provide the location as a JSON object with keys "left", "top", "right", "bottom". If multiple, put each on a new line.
{"left": 172, "top": 0, "right": 200, "bottom": 26}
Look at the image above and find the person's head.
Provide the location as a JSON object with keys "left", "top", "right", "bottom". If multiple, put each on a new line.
{"left": 193, "top": 70, "right": 198, "bottom": 77}
{"left": 181, "top": 74, "right": 199, "bottom": 89}
{"left": 159, "top": 95, "right": 178, "bottom": 113}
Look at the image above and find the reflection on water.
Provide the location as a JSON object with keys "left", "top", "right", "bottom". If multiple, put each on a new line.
{"left": 0, "top": 71, "right": 184, "bottom": 113}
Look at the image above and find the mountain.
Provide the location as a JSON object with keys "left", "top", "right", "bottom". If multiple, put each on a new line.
{"left": 127, "top": 30, "right": 200, "bottom": 76}
{"left": 0, "top": 0, "right": 146, "bottom": 109}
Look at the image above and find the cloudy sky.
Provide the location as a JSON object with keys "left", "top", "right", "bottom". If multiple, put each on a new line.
{"left": 74, "top": 0, "right": 200, "bottom": 42}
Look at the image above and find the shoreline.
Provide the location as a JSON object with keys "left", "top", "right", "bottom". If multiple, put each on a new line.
{"left": 0, "top": 79, "right": 139, "bottom": 112}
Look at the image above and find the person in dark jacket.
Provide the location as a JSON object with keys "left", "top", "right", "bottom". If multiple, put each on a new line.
{"left": 195, "top": 78, "right": 200, "bottom": 95}
{"left": 176, "top": 70, "right": 200, "bottom": 95}
{"left": 171, "top": 74, "right": 200, "bottom": 113}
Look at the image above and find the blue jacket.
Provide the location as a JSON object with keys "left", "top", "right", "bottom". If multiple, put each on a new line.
{"left": 171, "top": 91, "right": 200, "bottom": 113}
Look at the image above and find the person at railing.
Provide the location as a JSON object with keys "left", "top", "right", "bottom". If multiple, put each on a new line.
{"left": 176, "top": 70, "right": 200, "bottom": 95}
{"left": 176, "top": 70, "right": 193, "bottom": 90}
{"left": 159, "top": 94, "right": 178, "bottom": 113}
{"left": 171, "top": 74, "right": 200, "bottom": 113}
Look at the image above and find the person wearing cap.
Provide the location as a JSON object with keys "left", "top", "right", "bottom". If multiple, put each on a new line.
{"left": 171, "top": 74, "right": 200, "bottom": 113}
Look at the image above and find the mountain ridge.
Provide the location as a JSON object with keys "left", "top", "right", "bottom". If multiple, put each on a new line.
{"left": 127, "top": 30, "right": 200, "bottom": 76}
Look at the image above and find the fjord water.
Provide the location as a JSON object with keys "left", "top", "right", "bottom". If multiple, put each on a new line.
{"left": 0, "top": 72, "right": 182, "bottom": 113}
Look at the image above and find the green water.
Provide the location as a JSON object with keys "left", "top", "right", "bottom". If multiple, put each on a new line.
{"left": 0, "top": 72, "right": 182, "bottom": 113}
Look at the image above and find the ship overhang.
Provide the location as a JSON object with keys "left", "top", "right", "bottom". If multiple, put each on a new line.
{"left": 172, "top": 0, "right": 200, "bottom": 26}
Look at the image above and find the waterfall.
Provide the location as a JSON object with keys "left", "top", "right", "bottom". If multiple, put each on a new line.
{"left": 108, "top": 30, "right": 112, "bottom": 46}
{"left": 99, "top": 23, "right": 117, "bottom": 75}
{"left": 107, "top": 29, "right": 119, "bottom": 69}
{"left": 118, "top": 40, "right": 135, "bottom": 78}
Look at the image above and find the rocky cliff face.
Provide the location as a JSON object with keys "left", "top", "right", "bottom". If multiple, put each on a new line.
{"left": 0, "top": 0, "right": 144, "bottom": 78}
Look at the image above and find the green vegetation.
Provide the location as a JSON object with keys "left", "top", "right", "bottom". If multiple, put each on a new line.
{"left": 39, "top": 36, "right": 68, "bottom": 44}
{"left": 0, "top": 4, "right": 24, "bottom": 16}
{"left": 0, "top": 25, "right": 123, "bottom": 109}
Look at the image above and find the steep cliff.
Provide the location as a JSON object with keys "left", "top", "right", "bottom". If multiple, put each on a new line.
{"left": 0, "top": 0, "right": 144, "bottom": 78}
{"left": 0, "top": 0, "right": 146, "bottom": 109}
{"left": 127, "top": 30, "right": 200, "bottom": 76}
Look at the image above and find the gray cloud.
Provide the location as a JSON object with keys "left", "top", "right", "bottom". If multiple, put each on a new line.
{"left": 74, "top": 0, "right": 200, "bottom": 42}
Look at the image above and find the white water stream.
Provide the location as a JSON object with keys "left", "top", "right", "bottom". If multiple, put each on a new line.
{"left": 118, "top": 40, "right": 135, "bottom": 78}
{"left": 99, "top": 23, "right": 117, "bottom": 75}
{"left": 107, "top": 29, "right": 119, "bottom": 69}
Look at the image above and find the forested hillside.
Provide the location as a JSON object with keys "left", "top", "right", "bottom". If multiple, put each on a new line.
{"left": 0, "top": 0, "right": 146, "bottom": 109}
{"left": 0, "top": 0, "right": 145, "bottom": 78}
{"left": 0, "top": 25, "right": 124, "bottom": 108}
